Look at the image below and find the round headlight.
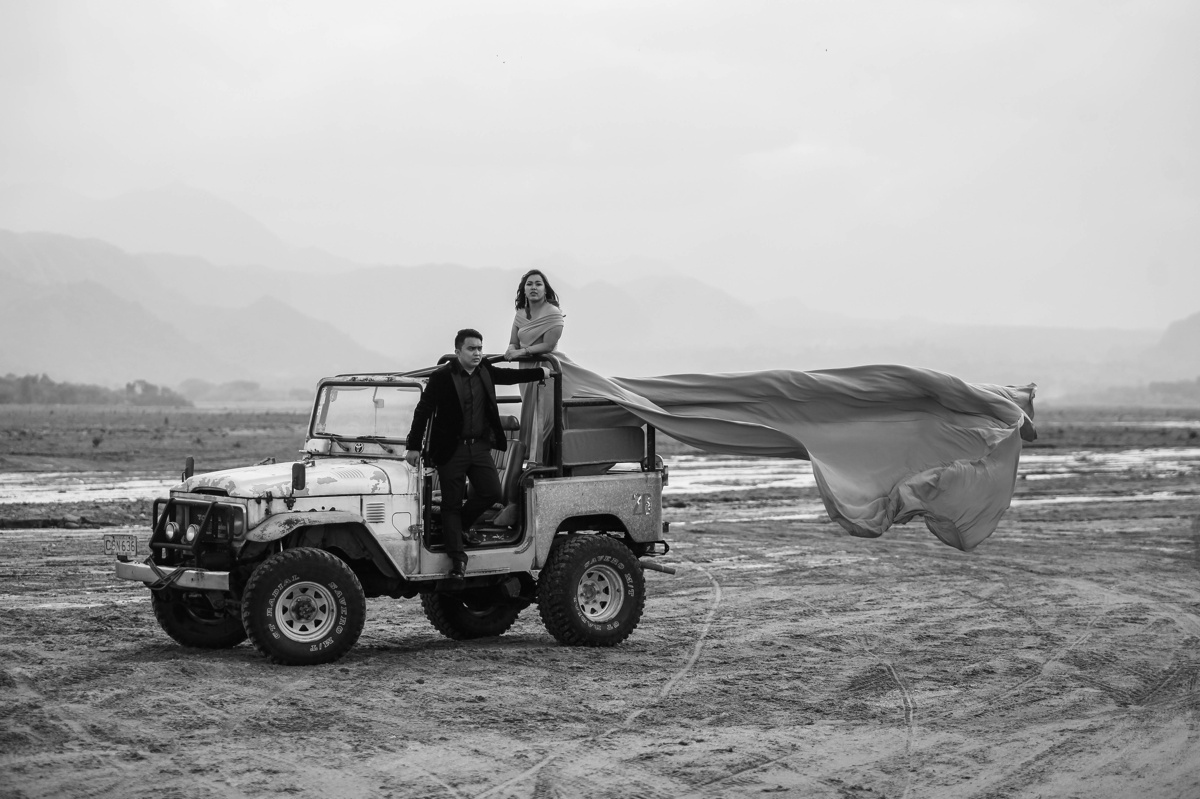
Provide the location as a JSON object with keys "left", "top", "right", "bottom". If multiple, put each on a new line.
{"left": 164, "top": 521, "right": 179, "bottom": 540}
{"left": 184, "top": 524, "right": 199, "bottom": 543}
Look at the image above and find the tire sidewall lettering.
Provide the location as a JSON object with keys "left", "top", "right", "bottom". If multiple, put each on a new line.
{"left": 244, "top": 551, "right": 366, "bottom": 664}
{"left": 582, "top": 554, "right": 619, "bottom": 570}
{"left": 539, "top": 536, "right": 646, "bottom": 646}
{"left": 266, "top": 574, "right": 301, "bottom": 620}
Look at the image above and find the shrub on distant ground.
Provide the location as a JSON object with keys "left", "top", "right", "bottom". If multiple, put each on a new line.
{"left": 0, "top": 374, "right": 192, "bottom": 407}
{"left": 177, "top": 378, "right": 308, "bottom": 403}
{"left": 124, "top": 379, "right": 191, "bottom": 407}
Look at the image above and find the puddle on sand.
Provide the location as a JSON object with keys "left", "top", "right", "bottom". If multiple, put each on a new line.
{"left": 665, "top": 457, "right": 816, "bottom": 494}
{"left": 1019, "top": 448, "right": 1200, "bottom": 478}
{"left": 1, "top": 446, "right": 1196, "bottom": 507}
{"left": 1010, "top": 492, "right": 1189, "bottom": 507}
{"left": 662, "top": 448, "right": 1200, "bottom": 496}
{"left": 673, "top": 510, "right": 825, "bottom": 527}
{"left": 0, "top": 472, "right": 176, "bottom": 505}
{"left": 662, "top": 447, "right": 1199, "bottom": 527}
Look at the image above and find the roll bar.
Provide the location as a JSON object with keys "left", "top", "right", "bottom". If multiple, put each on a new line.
{"left": 408, "top": 353, "right": 657, "bottom": 478}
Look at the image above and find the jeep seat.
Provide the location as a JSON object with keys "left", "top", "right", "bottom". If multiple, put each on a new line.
{"left": 492, "top": 414, "right": 522, "bottom": 469}
{"left": 499, "top": 440, "right": 527, "bottom": 505}
{"left": 561, "top": 426, "right": 645, "bottom": 476}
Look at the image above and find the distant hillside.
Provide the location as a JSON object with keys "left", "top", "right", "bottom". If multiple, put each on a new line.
{"left": 0, "top": 232, "right": 389, "bottom": 386}
{"left": 1155, "top": 311, "right": 1200, "bottom": 373}
{"left": 0, "top": 183, "right": 362, "bottom": 274}
{"left": 0, "top": 228, "right": 156, "bottom": 295}
{"left": 0, "top": 275, "right": 242, "bottom": 385}
{"left": 1, "top": 227, "right": 1198, "bottom": 399}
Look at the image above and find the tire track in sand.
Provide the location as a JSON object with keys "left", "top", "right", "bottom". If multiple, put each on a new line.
{"left": 473, "top": 562, "right": 722, "bottom": 799}
{"left": 678, "top": 599, "right": 919, "bottom": 799}
{"left": 857, "top": 637, "right": 917, "bottom": 799}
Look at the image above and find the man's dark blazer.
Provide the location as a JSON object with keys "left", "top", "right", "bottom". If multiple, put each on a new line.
{"left": 405, "top": 359, "right": 545, "bottom": 466}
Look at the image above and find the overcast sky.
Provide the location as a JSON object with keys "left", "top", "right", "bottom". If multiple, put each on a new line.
{"left": 1, "top": 0, "right": 1197, "bottom": 329}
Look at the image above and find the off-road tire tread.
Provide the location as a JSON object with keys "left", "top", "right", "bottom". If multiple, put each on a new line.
{"left": 420, "top": 593, "right": 521, "bottom": 640}
{"left": 537, "top": 534, "right": 645, "bottom": 647}
{"left": 240, "top": 547, "right": 366, "bottom": 666}
{"left": 151, "top": 591, "right": 247, "bottom": 649}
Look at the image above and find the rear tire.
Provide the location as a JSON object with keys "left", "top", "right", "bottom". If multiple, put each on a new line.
{"left": 151, "top": 590, "right": 247, "bottom": 649}
{"left": 421, "top": 590, "right": 521, "bottom": 640}
{"left": 241, "top": 548, "right": 366, "bottom": 666}
{"left": 538, "top": 534, "right": 645, "bottom": 646}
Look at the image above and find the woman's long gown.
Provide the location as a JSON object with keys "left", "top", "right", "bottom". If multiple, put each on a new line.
{"left": 512, "top": 308, "right": 566, "bottom": 463}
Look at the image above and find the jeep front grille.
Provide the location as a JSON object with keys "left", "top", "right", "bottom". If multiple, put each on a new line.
{"left": 150, "top": 497, "right": 245, "bottom": 570}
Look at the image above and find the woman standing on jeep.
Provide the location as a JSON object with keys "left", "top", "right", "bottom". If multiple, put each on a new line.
{"left": 503, "top": 269, "right": 565, "bottom": 463}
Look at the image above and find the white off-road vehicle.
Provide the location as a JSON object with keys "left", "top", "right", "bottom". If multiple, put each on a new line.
{"left": 106, "top": 357, "right": 673, "bottom": 665}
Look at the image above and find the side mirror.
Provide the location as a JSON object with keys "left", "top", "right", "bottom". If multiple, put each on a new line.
{"left": 182, "top": 456, "right": 194, "bottom": 482}
{"left": 291, "top": 461, "right": 306, "bottom": 492}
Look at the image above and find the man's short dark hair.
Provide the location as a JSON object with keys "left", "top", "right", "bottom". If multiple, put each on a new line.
{"left": 454, "top": 328, "right": 483, "bottom": 349}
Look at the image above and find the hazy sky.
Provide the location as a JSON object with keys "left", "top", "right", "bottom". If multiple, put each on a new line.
{"left": 2, "top": 0, "right": 1197, "bottom": 328}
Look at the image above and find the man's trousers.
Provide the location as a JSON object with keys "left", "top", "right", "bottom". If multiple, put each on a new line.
{"left": 437, "top": 440, "right": 502, "bottom": 566}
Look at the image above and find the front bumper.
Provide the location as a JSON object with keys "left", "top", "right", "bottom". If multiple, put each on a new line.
{"left": 115, "top": 561, "right": 231, "bottom": 591}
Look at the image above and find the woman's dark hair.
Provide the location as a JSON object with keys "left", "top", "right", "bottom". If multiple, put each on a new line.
{"left": 514, "top": 269, "right": 561, "bottom": 317}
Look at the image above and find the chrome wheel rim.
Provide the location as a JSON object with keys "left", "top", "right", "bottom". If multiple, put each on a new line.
{"left": 576, "top": 564, "right": 624, "bottom": 622}
{"left": 274, "top": 581, "right": 337, "bottom": 642}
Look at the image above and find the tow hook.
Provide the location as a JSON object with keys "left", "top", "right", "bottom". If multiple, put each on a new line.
{"left": 640, "top": 559, "right": 676, "bottom": 575}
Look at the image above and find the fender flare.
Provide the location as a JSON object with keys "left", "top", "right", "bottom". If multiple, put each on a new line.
{"left": 246, "top": 510, "right": 368, "bottom": 543}
{"left": 244, "top": 510, "right": 401, "bottom": 578}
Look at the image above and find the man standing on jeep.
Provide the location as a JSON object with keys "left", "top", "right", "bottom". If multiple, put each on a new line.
{"left": 405, "top": 329, "right": 549, "bottom": 584}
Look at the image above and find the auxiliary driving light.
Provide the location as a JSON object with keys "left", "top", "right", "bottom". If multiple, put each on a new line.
{"left": 184, "top": 523, "right": 199, "bottom": 543}
{"left": 164, "top": 521, "right": 179, "bottom": 540}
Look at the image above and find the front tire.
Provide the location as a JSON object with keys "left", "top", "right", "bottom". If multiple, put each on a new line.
{"left": 538, "top": 534, "right": 645, "bottom": 646}
{"left": 240, "top": 548, "right": 366, "bottom": 666}
{"left": 151, "top": 590, "right": 247, "bottom": 649}
{"left": 421, "top": 590, "right": 522, "bottom": 640}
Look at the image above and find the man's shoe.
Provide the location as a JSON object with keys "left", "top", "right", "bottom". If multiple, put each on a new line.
{"left": 446, "top": 564, "right": 466, "bottom": 587}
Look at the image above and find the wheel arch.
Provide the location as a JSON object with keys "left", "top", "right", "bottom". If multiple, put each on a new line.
{"left": 246, "top": 512, "right": 400, "bottom": 577}
{"left": 240, "top": 513, "right": 402, "bottom": 600}
{"left": 554, "top": 513, "right": 628, "bottom": 535}
{"left": 536, "top": 514, "right": 629, "bottom": 568}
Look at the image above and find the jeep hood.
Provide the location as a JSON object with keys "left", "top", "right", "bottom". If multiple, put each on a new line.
{"left": 175, "top": 459, "right": 397, "bottom": 499}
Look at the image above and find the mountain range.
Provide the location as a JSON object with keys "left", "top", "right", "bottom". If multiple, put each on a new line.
{"left": 1, "top": 183, "right": 1197, "bottom": 401}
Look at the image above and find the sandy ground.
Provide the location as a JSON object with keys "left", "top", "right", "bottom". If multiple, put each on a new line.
{"left": 1, "top": 480, "right": 1198, "bottom": 798}
{"left": 2, "top": 405, "right": 1199, "bottom": 798}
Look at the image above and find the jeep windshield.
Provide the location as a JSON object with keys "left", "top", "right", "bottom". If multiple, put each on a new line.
{"left": 311, "top": 382, "right": 421, "bottom": 443}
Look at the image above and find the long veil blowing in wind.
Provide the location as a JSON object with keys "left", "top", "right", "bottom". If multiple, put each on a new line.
{"left": 545, "top": 354, "right": 1036, "bottom": 551}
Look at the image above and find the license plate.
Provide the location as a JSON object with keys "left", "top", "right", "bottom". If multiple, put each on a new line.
{"left": 103, "top": 534, "right": 137, "bottom": 558}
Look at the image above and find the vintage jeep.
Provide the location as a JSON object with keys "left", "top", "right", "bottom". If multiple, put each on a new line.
{"left": 106, "top": 357, "right": 673, "bottom": 665}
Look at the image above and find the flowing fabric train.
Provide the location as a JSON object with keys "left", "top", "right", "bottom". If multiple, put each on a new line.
{"left": 544, "top": 354, "right": 1035, "bottom": 552}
